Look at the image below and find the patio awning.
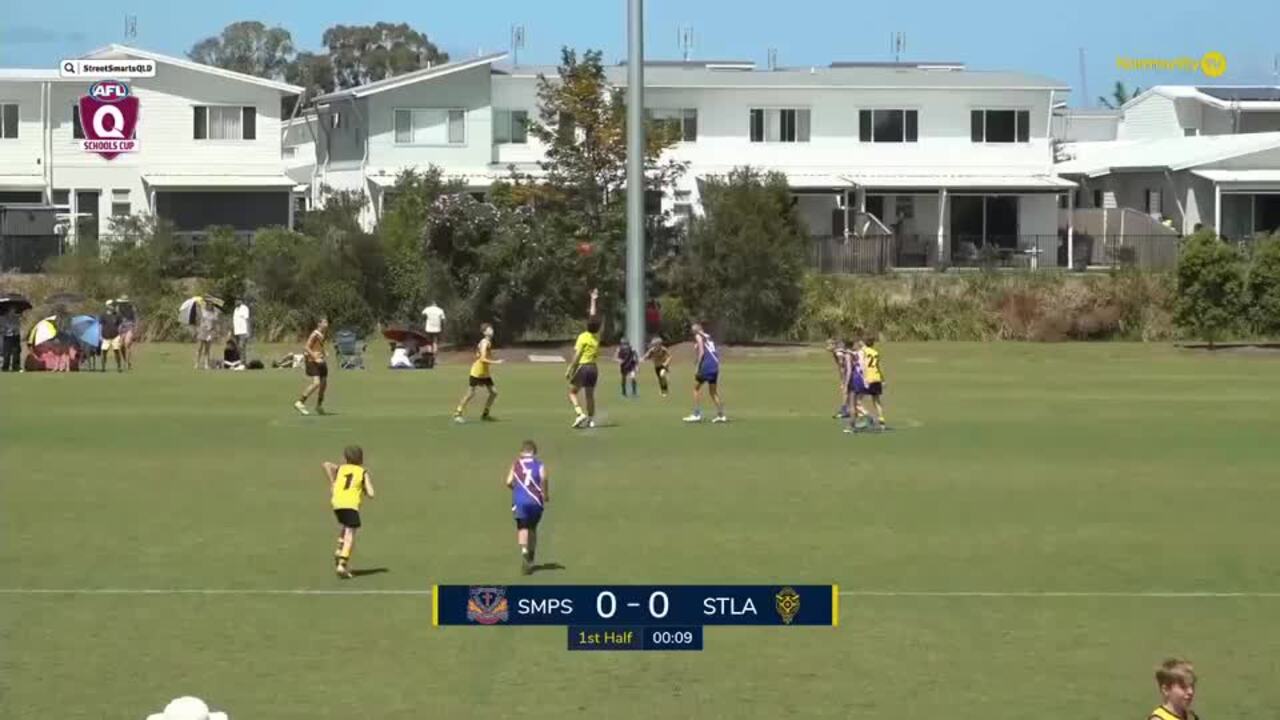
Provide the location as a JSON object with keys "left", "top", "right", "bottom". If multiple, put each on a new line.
{"left": 0, "top": 175, "right": 45, "bottom": 190}
{"left": 842, "top": 173, "right": 1075, "bottom": 192}
{"left": 143, "top": 174, "right": 296, "bottom": 189}
{"left": 784, "top": 173, "right": 851, "bottom": 190}
{"left": 1191, "top": 169, "right": 1280, "bottom": 191}
{"left": 367, "top": 172, "right": 496, "bottom": 189}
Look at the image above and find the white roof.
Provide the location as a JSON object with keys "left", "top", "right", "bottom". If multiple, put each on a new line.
{"left": 0, "top": 69, "right": 76, "bottom": 82}
{"left": 844, "top": 172, "right": 1075, "bottom": 190}
{"left": 1191, "top": 169, "right": 1280, "bottom": 186}
{"left": 313, "top": 54, "right": 508, "bottom": 103}
{"left": 1125, "top": 85, "right": 1280, "bottom": 112}
{"left": 498, "top": 64, "right": 1068, "bottom": 90}
{"left": 143, "top": 174, "right": 296, "bottom": 188}
{"left": 82, "top": 44, "right": 302, "bottom": 94}
{"left": 0, "top": 175, "right": 45, "bottom": 189}
{"left": 1057, "top": 132, "right": 1280, "bottom": 176}
{"left": 783, "top": 173, "right": 850, "bottom": 189}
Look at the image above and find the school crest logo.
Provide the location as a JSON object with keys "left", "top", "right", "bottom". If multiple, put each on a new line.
{"left": 775, "top": 587, "right": 801, "bottom": 625}
{"left": 78, "top": 80, "right": 140, "bottom": 160}
{"left": 466, "top": 586, "right": 509, "bottom": 625}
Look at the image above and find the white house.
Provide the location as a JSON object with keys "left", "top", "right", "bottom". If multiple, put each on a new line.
{"left": 0, "top": 44, "right": 302, "bottom": 247}
{"left": 1056, "top": 86, "right": 1280, "bottom": 242}
{"left": 296, "top": 55, "right": 1075, "bottom": 267}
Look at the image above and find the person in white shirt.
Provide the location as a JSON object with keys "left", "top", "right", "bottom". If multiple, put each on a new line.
{"left": 232, "top": 300, "right": 251, "bottom": 359}
{"left": 421, "top": 302, "right": 445, "bottom": 355}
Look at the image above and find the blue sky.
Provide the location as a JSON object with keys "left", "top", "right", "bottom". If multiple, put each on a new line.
{"left": 2, "top": 0, "right": 1277, "bottom": 106}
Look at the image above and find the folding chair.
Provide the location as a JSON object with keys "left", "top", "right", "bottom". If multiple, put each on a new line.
{"left": 334, "top": 329, "right": 366, "bottom": 369}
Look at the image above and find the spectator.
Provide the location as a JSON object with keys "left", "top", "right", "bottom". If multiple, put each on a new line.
{"left": 222, "top": 335, "right": 245, "bottom": 370}
{"left": 99, "top": 306, "right": 124, "bottom": 372}
{"left": 645, "top": 299, "right": 661, "bottom": 337}
{"left": 0, "top": 307, "right": 21, "bottom": 372}
{"left": 195, "top": 303, "right": 218, "bottom": 370}
{"left": 232, "top": 299, "right": 251, "bottom": 360}
{"left": 422, "top": 301, "right": 446, "bottom": 355}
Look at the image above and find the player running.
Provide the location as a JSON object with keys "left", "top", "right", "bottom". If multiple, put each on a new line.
{"left": 616, "top": 338, "right": 639, "bottom": 398}
{"left": 683, "top": 321, "right": 726, "bottom": 423}
{"left": 294, "top": 318, "right": 329, "bottom": 416}
{"left": 505, "top": 439, "right": 549, "bottom": 576}
{"left": 566, "top": 289, "right": 601, "bottom": 428}
{"left": 323, "top": 445, "right": 376, "bottom": 579}
{"left": 454, "top": 322, "right": 502, "bottom": 423}
{"left": 641, "top": 336, "right": 672, "bottom": 397}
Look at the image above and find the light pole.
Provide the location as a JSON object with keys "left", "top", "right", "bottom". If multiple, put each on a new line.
{"left": 625, "top": 0, "right": 646, "bottom": 348}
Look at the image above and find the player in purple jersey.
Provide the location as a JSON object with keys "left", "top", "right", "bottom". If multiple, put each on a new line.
{"left": 843, "top": 334, "right": 869, "bottom": 434}
{"left": 684, "top": 321, "right": 726, "bottom": 423}
{"left": 504, "top": 439, "right": 550, "bottom": 575}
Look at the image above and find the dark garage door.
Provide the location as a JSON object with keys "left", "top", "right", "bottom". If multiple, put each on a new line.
{"left": 155, "top": 191, "right": 289, "bottom": 232}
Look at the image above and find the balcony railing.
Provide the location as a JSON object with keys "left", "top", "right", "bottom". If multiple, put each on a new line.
{"left": 810, "top": 233, "right": 1182, "bottom": 274}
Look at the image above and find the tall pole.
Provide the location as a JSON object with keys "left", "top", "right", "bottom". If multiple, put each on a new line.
{"left": 625, "top": 0, "right": 646, "bottom": 347}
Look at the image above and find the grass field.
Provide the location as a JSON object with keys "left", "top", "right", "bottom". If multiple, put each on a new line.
{"left": 2, "top": 341, "right": 1279, "bottom": 719}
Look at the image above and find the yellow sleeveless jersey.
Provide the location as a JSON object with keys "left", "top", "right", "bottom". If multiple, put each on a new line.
{"left": 331, "top": 464, "right": 367, "bottom": 510}
{"left": 862, "top": 347, "right": 883, "bottom": 383}
{"left": 469, "top": 339, "right": 492, "bottom": 378}
{"left": 1151, "top": 707, "right": 1197, "bottom": 720}
{"left": 575, "top": 331, "right": 600, "bottom": 364}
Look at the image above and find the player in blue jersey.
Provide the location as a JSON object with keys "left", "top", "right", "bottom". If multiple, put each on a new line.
{"left": 505, "top": 439, "right": 550, "bottom": 575}
{"left": 683, "top": 321, "right": 727, "bottom": 423}
{"left": 843, "top": 334, "right": 870, "bottom": 433}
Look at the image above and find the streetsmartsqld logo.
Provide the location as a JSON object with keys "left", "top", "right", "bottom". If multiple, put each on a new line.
{"left": 78, "top": 80, "right": 139, "bottom": 160}
{"left": 1116, "top": 51, "right": 1227, "bottom": 78}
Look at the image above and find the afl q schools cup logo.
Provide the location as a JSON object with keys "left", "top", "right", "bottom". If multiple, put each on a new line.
{"left": 78, "top": 80, "right": 139, "bottom": 160}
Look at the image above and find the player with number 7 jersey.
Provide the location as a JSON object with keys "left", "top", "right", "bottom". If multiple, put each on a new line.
{"left": 323, "top": 445, "right": 376, "bottom": 579}
{"left": 505, "top": 440, "right": 550, "bottom": 576}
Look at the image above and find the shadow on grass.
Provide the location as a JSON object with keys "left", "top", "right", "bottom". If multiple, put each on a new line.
{"left": 530, "top": 562, "right": 566, "bottom": 574}
{"left": 350, "top": 567, "right": 390, "bottom": 578}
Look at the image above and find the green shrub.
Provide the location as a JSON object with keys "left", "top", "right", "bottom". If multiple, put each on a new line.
{"left": 1174, "top": 231, "right": 1245, "bottom": 344}
{"left": 1245, "top": 234, "right": 1280, "bottom": 336}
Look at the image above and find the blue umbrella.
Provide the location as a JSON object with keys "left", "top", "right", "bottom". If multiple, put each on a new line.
{"left": 70, "top": 314, "right": 102, "bottom": 349}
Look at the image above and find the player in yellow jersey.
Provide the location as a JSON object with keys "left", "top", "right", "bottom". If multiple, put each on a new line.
{"left": 454, "top": 322, "right": 503, "bottom": 423}
{"left": 565, "top": 289, "right": 601, "bottom": 428}
{"left": 860, "top": 333, "right": 887, "bottom": 430}
{"left": 1149, "top": 658, "right": 1199, "bottom": 720}
{"left": 641, "top": 336, "right": 672, "bottom": 397}
{"left": 323, "top": 445, "right": 376, "bottom": 579}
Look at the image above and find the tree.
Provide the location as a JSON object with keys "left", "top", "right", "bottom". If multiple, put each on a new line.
{"left": 380, "top": 168, "right": 465, "bottom": 322}
{"left": 188, "top": 21, "right": 295, "bottom": 79}
{"left": 285, "top": 51, "right": 337, "bottom": 100}
{"left": 322, "top": 23, "right": 449, "bottom": 90}
{"left": 1099, "top": 81, "right": 1143, "bottom": 109}
{"left": 1245, "top": 233, "right": 1280, "bottom": 336}
{"left": 1174, "top": 230, "right": 1245, "bottom": 345}
{"left": 521, "top": 48, "right": 686, "bottom": 329}
{"left": 671, "top": 167, "right": 809, "bottom": 342}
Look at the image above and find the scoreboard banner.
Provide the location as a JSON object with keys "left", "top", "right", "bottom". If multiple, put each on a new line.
{"left": 433, "top": 585, "right": 838, "bottom": 627}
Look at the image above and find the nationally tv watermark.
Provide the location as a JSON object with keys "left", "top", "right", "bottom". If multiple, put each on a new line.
{"left": 1116, "top": 51, "right": 1227, "bottom": 78}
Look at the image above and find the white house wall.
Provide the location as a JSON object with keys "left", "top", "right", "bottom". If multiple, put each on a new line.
{"left": 1117, "top": 94, "right": 1182, "bottom": 139}
{"left": 365, "top": 64, "right": 493, "bottom": 173}
{"left": 0, "top": 81, "right": 46, "bottom": 180}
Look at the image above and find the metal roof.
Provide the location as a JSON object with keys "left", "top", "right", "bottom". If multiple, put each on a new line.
{"left": 495, "top": 64, "right": 1067, "bottom": 90}
{"left": 1196, "top": 86, "right": 1280, "bottom": 103}
{"left": 1057, "top": 132, "right": 1280, "bottom": 176}
{"left": 82, "top": 44, "right": 303, "bottom": 94}
{"left": 312, "top": 53, "right": 508, "bottom": 103}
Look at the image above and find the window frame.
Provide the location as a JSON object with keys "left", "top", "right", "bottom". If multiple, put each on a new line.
{"left": 393, "top": 107, "right": 468, "bottom": 147}
{"left": 0, "top": 103, "right": 18, "bottom": 140}
{"left": 647, "top": 108, "right": 698, "bottom": 143}
{"left": 748, "top": 107, "right": 811, "bottom": 143}
{"left": 493, "top": 109, "right": 529, "bottom": 145}
{"left": 192, "top": 104, "right": 258, "bottom": 141}
{"left": 858, "top": 108, "right": 919, "bottom": 143}
{"left": 970, "top": 108, "right": 1032, "bottom": 144}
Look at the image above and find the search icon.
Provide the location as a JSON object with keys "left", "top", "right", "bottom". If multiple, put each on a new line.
{"left": 59, "top": 60, "right": 79, "bottom": 77}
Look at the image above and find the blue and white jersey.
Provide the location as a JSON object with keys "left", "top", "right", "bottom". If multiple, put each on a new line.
{"left": 697, "top": 332, "right": 720, "bottom": 375}
{"left": 510, "top": 453, "right": 545, "bottom": 516}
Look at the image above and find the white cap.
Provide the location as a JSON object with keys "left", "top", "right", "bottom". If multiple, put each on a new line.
{"left": 162, "top": 696, "right": 210, "bottom": 720}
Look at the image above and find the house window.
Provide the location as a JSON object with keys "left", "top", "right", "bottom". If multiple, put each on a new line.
{"left": 1146, "top": 189, "right": 1162, "bottom": 217}
{"left": 71, "top": 105, "right": 84, "bottom": 139}
{"left": 110, "top": 189, "right": 130, "bottom": 217}
{"left": 971, "top": 109, "right": 1031, "bottom": 143}
{"left": 749, "top": 108, "right": 810, "bottom": 143}
{"left": 493, "top": 109, "right": 529, "bottom": 144}
{"left": 1183, "top": 127, "right": 1198, "bottom": 137}
{"left": 1092, "top": 189, "right": 1103, "bottom": 208}
{"left": 0, "top": 104, "right": 17, "bottom": 139}
{"left": 193, "top": 106, "right": 257, "bottom": 140}
{"left": 394, "top": 109, "right": 466, "bottom": 145}
{"left": 648, "top": 108, "right": 698, "bottom": 142}
{"left": 674, "top": 190, "right": 693, "bottom": 223}
{"left": 858, "top": 109, "right": 918, "bottom": 143}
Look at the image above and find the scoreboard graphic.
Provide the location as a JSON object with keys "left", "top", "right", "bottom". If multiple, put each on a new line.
{"left": 434, "top": 584, "right": 839, "bottom": 651}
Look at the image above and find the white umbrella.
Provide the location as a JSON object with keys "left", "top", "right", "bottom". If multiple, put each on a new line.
{"left": 28, "top": 317, "right": 58, "bottom": 346}
{"left": 178, "top": 297, "right": 202, "bottom": 326}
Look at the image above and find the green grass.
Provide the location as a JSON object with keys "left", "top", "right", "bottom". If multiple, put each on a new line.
{"left": 3, "top": 342, "right": 1279, "bottom": 719}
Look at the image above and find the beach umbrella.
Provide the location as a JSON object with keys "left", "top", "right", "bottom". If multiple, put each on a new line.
{"left": 45, "top": 292, "right": 85, "bottom": 306}
{"left": 382, "top": 325, "right": 431, "bottom": 345}
{"left": 71, "top": 315, "right": 102, "bottom": 349}
{"left": 177, "top": 297, "right": 204, "bottom": 325}
{"left": 27, "top": 318, "right": 57, "bottom": 346}
{"left": 0, "top": 293, "right": 32, "bottom": 313}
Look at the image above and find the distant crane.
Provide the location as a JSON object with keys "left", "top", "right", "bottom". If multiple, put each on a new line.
{"left": 124, "top": 14, "right": 137, "bottom": 40}
{"left": 510, "top": 24, "right": 526, "bottom": 67}
{"left": 678, "top": 25, "right": 693, "bottom": 62}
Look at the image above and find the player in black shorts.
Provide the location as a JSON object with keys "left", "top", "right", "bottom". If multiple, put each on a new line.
{"left": 615, "top": 338, "right": 639, "bottom": 397}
